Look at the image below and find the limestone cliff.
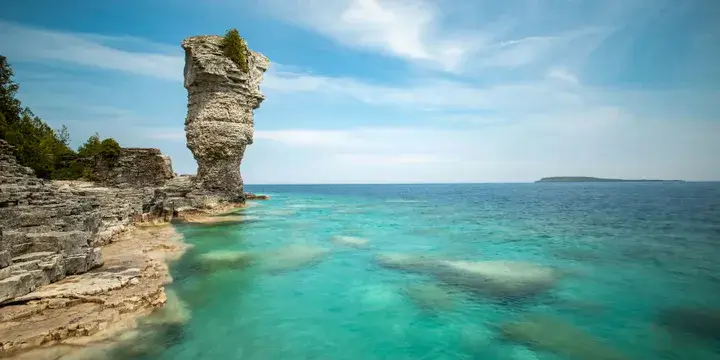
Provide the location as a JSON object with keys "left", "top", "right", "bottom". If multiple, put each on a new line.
{"left": 182, "top": 35, "right": 269, "bottom": 200}
{"left": 92, "top": 148, "right": 175, "bottom": 187}
{"left": 0, "top": 140, "right": 175, "bottom": 304}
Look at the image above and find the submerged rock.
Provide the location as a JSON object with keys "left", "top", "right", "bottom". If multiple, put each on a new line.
{"left": 355, "top": 284, "right": 404, "bottom": 311}
{"left": 402, "top": 282, "right": 457, "bottom": 311}
{"left": 374, "top": 253, "right": 437, "bottom": 271}
{"left": 259, "top": 244, "right": 329, "bottom": 274}
{"left": 435, "top": 260, "right": 559, "bottom": 300}
{"left": 142, "top": 289, "right": 191, "bottom": 326}
{"left": 375, "top": 253, "right": 561, "bottom": 301}
{"left": 499, "top": 314, "right": 631, "bottom": 360}
{"left": 331, "top": 235, "right": 369, "bottom": 248}
{"left": 657, "top": 306, "right": 720, "bottom": 341}
{"left": 197, "top": 250, "right": 254, "bottom": 270}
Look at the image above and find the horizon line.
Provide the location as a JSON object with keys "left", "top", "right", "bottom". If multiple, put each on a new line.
{"left": 244, "top": 180, "right": 718, "bottom": 186}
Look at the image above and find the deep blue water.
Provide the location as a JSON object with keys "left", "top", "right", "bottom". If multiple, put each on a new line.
{"left": 118, "top": 183, "right": 720, "bottom": 360}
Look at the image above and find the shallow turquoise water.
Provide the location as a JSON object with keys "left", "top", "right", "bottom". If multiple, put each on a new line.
{"left": 118, "top": 183, "right": 720, "bottom": 360}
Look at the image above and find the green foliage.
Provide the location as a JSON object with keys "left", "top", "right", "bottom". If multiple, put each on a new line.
{"left": 0, "top": 55, "right": 122, "bottom": 180}
{"left": 99, "top": 138, "right": 121, "bottom": 159}
{"left": 77, "top": 133, "right": 102, "bottom": 158}
{"left": 78, "top": 133, "right": 121, "bottom": 160}
{"left": 221, "top": 29, "right": 249, "bottom": 73}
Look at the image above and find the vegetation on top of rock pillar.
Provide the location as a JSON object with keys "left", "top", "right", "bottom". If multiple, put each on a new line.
{"left": 221, "top": 29, "right": 250, "bottom": 73}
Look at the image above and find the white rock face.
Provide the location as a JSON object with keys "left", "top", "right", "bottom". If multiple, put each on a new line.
{"left": 182, "top": 35, "right": 269, "bottom": 199}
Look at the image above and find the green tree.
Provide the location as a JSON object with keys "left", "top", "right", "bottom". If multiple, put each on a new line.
{"left": 77, "top": 132, "right": 102, "bottom": 158}
{"left": 0, "top": 55, "right": 22, "bottom": 132}
{"left": 0, "top": 55, "right": 123, "bottom": 180}
{"left": 57, "top": 125, "right": 70, "bottom": 146}
{"left": 221, "top": 29, "right": 249, "bottom": 73}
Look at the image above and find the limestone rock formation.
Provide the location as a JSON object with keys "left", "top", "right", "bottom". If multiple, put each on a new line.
{"left": 0, "top": 140, "right": 177, "bottom": 304}
{"left": 92, "top": 148, "right": 175, "bottom": 187}
{"left": 182, "top": 35, "right": 269, "bottom": 200}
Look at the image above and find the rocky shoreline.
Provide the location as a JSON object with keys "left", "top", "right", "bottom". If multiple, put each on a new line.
{"left": 0, "top": 32, "right": 270, "bottom": 358}
{"left": 0, "top": 146, "right": 254, "bottom": 358}
{"left": 0, "top": 224, "right": 187, "bottom": 359}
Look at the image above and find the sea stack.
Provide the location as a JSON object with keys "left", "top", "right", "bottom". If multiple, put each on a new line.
{"left": 182, "top": 34, "right": 269, "bottom": 201}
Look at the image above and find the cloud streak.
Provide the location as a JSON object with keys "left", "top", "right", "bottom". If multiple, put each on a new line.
{"left": 255, "top": 0, "right": 617, "bottom": 74}
{"left": 0, "top": 21, "right": 183, "bottom": 80}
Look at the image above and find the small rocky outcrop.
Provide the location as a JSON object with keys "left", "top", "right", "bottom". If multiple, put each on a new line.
{"left": 182, "top": 34, "right": 269, "bottom": 201}
{"left": 92, "top": 148, "right": 175, "bottom": 187}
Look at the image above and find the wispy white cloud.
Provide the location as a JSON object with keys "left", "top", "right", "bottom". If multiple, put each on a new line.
{"left": 0, "top": 21, "right": 183, "bottom": 80}
{"left": 256, "top": 0, "right": 614, "bottom": 73}
{"left": 546, "top": 67, "right": 579, "bottom": 84}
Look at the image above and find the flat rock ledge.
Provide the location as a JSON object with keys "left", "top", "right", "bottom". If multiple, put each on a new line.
{"left": 0, "top": 225, "right": 188, "bottom": 358}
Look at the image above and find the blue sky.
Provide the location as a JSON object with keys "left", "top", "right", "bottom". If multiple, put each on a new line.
{"left": 0, "top": 0, "right": 718, "bottom": 183}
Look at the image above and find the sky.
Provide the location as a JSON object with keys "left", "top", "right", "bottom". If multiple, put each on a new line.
{"left": 0, "top": 0, "right": 718, "bottom": 183}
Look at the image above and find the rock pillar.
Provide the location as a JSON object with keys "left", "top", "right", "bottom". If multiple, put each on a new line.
{"left": 181, "top": 35, "right": 268, "bottom": 200}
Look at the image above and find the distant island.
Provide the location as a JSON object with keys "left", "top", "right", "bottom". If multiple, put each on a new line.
{"left": 536, "top": 176, "right": 685, "bottom": 183}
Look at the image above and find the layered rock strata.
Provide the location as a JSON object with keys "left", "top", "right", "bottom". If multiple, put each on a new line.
{"left": 0, "top": 226, "right": 188, "bottom": 358}
{"left": 0, "top": 140, "right": 104, "bottom": 304}
{"left": 92, "top": 148, "right": 175, "bottom": 187}
{"left": 182, "top": 35, "right": 269, "bottom": 200}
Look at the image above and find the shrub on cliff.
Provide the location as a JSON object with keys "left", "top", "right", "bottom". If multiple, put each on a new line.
{"left": 221, "top": 29, "right": 249, "bottom": 73}
{"left": 0, "top": 55, "right": 122, "bottom": 180}
{"left": 78, "top": 133, "right": 121, "bottom": 160}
